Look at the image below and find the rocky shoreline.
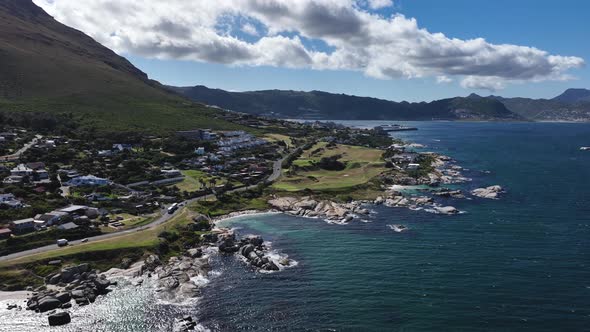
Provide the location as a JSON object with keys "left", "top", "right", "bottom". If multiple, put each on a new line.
{"left": 268, "top": 196, "right": 370, "bottom": 224}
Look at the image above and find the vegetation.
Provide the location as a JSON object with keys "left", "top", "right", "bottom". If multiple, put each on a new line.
{"left": 274, "top": 143, "right": 386, "bottom": 191}
{"left": 190, "top": 188, "right": 269, "bottom": 217}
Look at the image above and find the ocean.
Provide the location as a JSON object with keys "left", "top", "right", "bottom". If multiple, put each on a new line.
{"left": 2, "top": 121, "right": 590, "bottom": 331}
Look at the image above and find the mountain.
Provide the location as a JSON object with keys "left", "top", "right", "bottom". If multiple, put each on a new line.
{"left": 491, "top": 91, "right": 590, "bottom": 122}
{"left": 169, "top": 85, "right": 521, "bottom": 121}
{"left": 552, "top": 88, "right": 590, "bottom": 103}
{"left": 0, "top": 0, "right": 239, "bottom": 133}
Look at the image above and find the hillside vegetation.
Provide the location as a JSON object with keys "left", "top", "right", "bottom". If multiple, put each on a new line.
{"left": 0, "top": 0, "right": 240, "bottom": 133}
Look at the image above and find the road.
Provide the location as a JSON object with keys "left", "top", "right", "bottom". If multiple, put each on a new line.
{"left": 0, "top": 151, "right": 293, "bottom": 263}
{"left": 0, "top": 135, "right": 42, "bottom": 162}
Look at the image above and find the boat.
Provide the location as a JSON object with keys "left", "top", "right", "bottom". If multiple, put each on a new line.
{"left": 375, "top": 124, "right": 418, "bottom": 132}
{"left": 387, "top": 224, "right": 408, "bottom": 233}
{"left": 580, "top": 147, "right": 590, "bottom": 151}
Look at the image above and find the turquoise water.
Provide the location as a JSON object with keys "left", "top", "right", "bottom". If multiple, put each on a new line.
{"left": 201, "top": 122, "right": 590, "bottom": 331}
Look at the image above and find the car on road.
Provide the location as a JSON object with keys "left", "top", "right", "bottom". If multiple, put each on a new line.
{"left": 81, "top": 238, "right": 89, "bottom": 243}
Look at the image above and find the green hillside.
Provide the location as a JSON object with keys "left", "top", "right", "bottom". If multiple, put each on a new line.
{"left": 0, "top": 0, "right": 240, "bottom": 133}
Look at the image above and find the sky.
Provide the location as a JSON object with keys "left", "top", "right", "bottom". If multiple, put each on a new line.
{"left": 35, "top": 0, "right": 590, "bottom": 102}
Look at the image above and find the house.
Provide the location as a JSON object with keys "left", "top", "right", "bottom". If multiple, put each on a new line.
{"left": 9, "top": 218, "right": 35, "bottom": 234}
{"left": 26, "top": 162, "right": 46, "bottom": 171}
{"left": 176, "top": 129, "right": 217, "bottom": 140}
{"left": 3, "top": 175, "right": 23, "bottom": 184}
{"left": 161, "top": 169, "right": 182, "bottom": 178}
{"left": 58, "top": 222, "right": 79, "bottom": 231}
{"left": 34, "top": 211, "right": 69, "bottom": 226}
{"left": 10, "top": 164, "right": 34, "bottom": 177}
{"left": 0, "top": 228, "right": 12, "bottom": 239}
{"left": 407, "top": 163, "right": 420, "bottom": 170}
{"left": 195, "top": 147, "right": 205, "bottom": 155}
{"left": 59, "top": 205, "right": 90, "bottom": 215}
{"left": 0, "top": 193, "right": 23, "bottom": 208}
{"left": 66, "top": 175, "right": 110, "bottom": 187}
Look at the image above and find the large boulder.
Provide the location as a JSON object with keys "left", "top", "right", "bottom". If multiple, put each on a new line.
{"left": 37, "top": 297, "right": 62, "bottom": 312}
{"left": 55, "top": 292, "right": 71, "bottom": 303}
{"left": 48, "top": 312, "right": 71, "bottom": 326}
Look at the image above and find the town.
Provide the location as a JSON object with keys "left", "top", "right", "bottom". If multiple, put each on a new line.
{"left": 0, "top": 114, "right": 399, "bottom": 257}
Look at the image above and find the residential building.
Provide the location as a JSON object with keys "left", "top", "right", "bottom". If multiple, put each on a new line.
{"left": 195, "top": 147, "right": 205, "bottom": 155}
{"left": 10, "top": 164, "right": 34, "bottom": 177}
{"left": 34, "top": 211, "right": 68, "bottom": 226}
{"left": 0, "top": 228, "right": 12, "bottom": 239}
{"left": 66, "top": 175, "right": 110, "bottom": 187}
{"left": 0, "top": 193, "right": 23, "bottom": 208}
{"left": 10, "top": 218, "right": 35, "bottom": 233}
{"left": 59, "top": 205, "right": 89, "bottom": 215}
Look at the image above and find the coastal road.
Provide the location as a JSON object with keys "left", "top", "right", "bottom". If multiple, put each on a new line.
{"left": 0, "top": 151, "right": 294, "bottom": 263}
{"left": 0, "top": 135, "right": 42, "bottom": 162}
{"left": 0, "top": 195, "right": 214, "bottom": 263}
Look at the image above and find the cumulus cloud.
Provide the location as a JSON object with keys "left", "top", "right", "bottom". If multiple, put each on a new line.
{"left": 33, "top": 0, "right": 584, "bottom": 90}
{"left": 367, "top": 0, "right": 394, "bottom": 10}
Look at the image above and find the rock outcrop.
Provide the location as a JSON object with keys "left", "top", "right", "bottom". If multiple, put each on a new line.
{"left": 268, "top": 196, "right": 367, "bottom": 223}
{"left": 471, "top": 185, "right": 504, "bottom": 199}
{"left": 26, "top": 263, "right": 116, "bottom": 320}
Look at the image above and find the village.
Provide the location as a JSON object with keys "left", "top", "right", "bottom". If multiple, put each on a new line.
{"left": 0, "top": 123, "right": 293, "bottom": 252}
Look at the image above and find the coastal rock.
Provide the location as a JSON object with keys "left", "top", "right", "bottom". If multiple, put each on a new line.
{"left": 471, "top": 185, "right": 504, "bottom": 199}
{"left": 374, "top": 196, "right": 384, "bottom": 205}
{"left": 434, "top": 206, "right": 460, "bottom": 215}
{"left": 142, "top": 255, "right": 162, "bottom": 272}
{"left": 186, "top": 248, "right": 203, "bottom": 258}
{"left": 433, "top": 190, "right": 465, "bottom": 198}
{"left": 55, "top": 292, "right": 71, "bottom": 303}
{"left": 48, "top": 312, "right": 71, "bottom": 326}
{"left": 37, "top": 297, "right": 62, "bottom": 312}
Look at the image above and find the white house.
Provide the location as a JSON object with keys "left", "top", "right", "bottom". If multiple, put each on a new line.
{"left": 66, "top": 175, "right": 110, "bottom": 187}
{"left": 195, "top": 147, "right": 205, "bottom": 155}
{"left": 10, "top": 164, "right": 34, "bottom": 177}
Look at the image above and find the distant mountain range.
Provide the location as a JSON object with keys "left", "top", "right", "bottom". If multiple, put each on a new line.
{"left": 168, "top": 85, "right": 523, "bottom": 121}
{"left": 169, "top": 85, "right": 590, "bottom": 122}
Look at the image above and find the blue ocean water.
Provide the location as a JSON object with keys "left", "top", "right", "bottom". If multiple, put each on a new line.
{"left": 201, "top": 121, "right": 590, "bottom": 331}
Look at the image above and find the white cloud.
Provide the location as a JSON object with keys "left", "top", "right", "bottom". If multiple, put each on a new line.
{"left": 241, "top": 23, "right": 259, "bottom": 36}
{"left": 33, "top": 0, "right": 585, "bottom": 90}
{"left": 367, "top": 0, "right": 393, "bottom": 10}
{"left": 460, "top": 76, "right": 505, "bottom": 92}
{"left": 436, "top": 75, "right": 453, "bottom": 84}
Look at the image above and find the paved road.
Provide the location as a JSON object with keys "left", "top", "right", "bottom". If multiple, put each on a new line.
{"left": 0, "top": 135, "right": 42, "bottom": 162}
{"left": 0, "top": 152, "right": 294, "bottom": 263}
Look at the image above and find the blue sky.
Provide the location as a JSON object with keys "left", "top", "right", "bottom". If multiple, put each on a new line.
{"left": 38, "top": 0, "right": 590, "bottom": 102}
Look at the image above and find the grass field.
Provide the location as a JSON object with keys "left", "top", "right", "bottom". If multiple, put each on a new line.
{"left": 264, "top": 134, "right": 293, "bottom": 148}
{"left": 273, "top": 143, "right": 386, "bottom": 191}
{"left": 172, "top": 170, "right": 235, "bottom": 192}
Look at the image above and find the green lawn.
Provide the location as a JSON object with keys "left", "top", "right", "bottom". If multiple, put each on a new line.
{"left": 273, "top": 143, "right": 386, "bottom": 191}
